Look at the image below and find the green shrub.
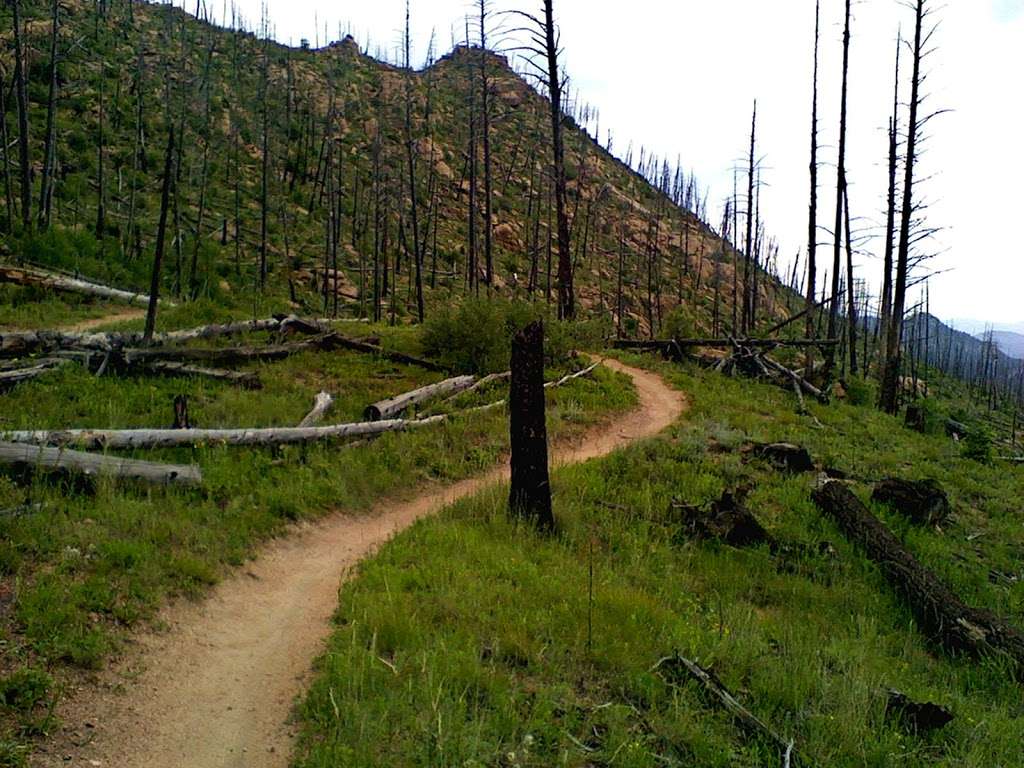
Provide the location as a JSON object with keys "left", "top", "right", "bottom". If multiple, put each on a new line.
{"left": 421, "top": 299, "right": 578, "bottom": 375}
{"left": 663, "top": 306, "right": 695, "bottom": 341}
{"left": 962, "top": 425, "right": 993, "bottom": 464}
{"left": 842, "top": 377, "right": 875, "bottom": 407}
{"left": 0, "top": 669, "right": 52, "bottom": 714}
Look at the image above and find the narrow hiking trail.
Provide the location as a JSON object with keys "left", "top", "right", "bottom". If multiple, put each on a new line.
{"left": 64, "top": 308, "right": 147, "bottom": 332}
{"left": 34, "top": 359, "right": 686, "bottom": 768}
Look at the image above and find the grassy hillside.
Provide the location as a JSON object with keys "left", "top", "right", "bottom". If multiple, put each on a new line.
{"left": 0, "top": 0, "right": 792, "bottom": 336}
{"left": 295, "top": 354, "right": 1024, "bottom": 767}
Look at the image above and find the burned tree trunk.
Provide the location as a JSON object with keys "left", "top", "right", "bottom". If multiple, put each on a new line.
{"left": 812, "top": 481, "right": 1024, "bottom": 668}
{"left": 508, "top": 320, "right": 554, "bottom": 531}
{"left": 804, "top": 0, "right": 821, "bottom": 378}
{"left": 144, "top": 125, "right": 176, "bottom": 343}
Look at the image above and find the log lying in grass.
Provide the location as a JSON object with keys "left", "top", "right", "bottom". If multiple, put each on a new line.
{"left": 0, "top": 441, "right": 201, "bottom": 486}
{"left": 0, "top": 358, "right": 73, "bottom": 389}
{"left": 455, "top": 363, "right": 601, "bottom": 416}
{"left": 1, "top": 415, "right": 450, "bottom": 450}
{"left": 122, "top": 333, "right": 340, "bottom": 366}
{"left": 615, "top": 337, "right": 838, "bottom": 352}
{"left": 325, "top": 334, "right": 448, "bottom": 372}
{"left": 812, "top": 481, "right": 1024, "bottom": 668}
{"left": 743, "top": 442, "right": 816, "bottom": 474}
{"left": 365, "top": 375, "right": 476, "bottom": 421}
{"left": 0, "top": 329, "right": 119, "bottom": 358}
{"left": 139, "top": 361, "right": 262, "bottom": 390}
{"left": 654, "top": 654, "right": 797, "bottom": 762}
{"left": 0, "top": 263, "right": 172, "bottom": 309}
{"left": 871, "top": 479, "right": 950, "bottom": 525}
{"left": 299, "top": 391, "right": 334, "bottom": 427}
{"left": 442, "top": 371, "right": 511, "bottom": 404}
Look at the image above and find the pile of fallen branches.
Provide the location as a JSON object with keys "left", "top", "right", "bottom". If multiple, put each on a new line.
{"left": 0, "top": 315, "right": 446, "bottom": 389}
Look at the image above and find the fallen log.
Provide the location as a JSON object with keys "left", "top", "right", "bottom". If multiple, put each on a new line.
{"left": 138, "top": 361, "right": 262, "bottom": 389}
{"left": 442, "top": 371, "right": 511, "bottom": 404}
{"left": 454, "top": 363, "right": 601, "bottom": 416}
{"left": 614, "top": 337, "right": 838, "bottom": 351}
{"left": 122, "top": 334, "right": 340, "bottom": 366}
{"left": 871, "top": 479, "right": 951, "bottom": 526}
{"left": 654, "top": 655, "right": 796, "bottom": 762}
{"left": 761, "top": 357, "right": 829, "bottom": 404}
{"left": 325, "top": 335, "right": 448, "bottom": 373}
{"left": 365, "top": 375, "right": 477, "bottom": 421}
{"left": 0, "top": 263, "right": 171, "bottom": 309}
{"left": 0, "top": 415, "right": 449, "bottom": 450}
{"left": 0, "top": 441, "right": 201, "bottom": 486}
{"left": 812, "top": 481, "right": 1024, "bottom": 669}
{"left": 299, "top": 391, "right": 334, "bottom": 427}
{"left": 0, "top": 358, "right": 73, "bottom": 389}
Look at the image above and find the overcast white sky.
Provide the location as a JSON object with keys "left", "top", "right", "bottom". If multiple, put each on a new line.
{"left": 189, "top": 0, "right": 1023, "bottom": 325}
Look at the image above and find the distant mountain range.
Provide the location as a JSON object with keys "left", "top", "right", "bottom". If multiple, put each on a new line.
{"left": 983, "top": 331, "right": 1024, "bottom": 360}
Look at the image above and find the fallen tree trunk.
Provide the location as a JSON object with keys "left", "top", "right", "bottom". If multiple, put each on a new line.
{"left": 1, "top": 329, "right": 121, "bottom": 358}
{"left": 812, "top": 481, "right": 1024, "bottom": 669}
{"left": 443, "top": 371, "right": 511, "bottom": 404}
{"left": 0, "top": 441, "right": 201, "bottom": 486}
{"left": 1, "top": 415, "right": 449, "bottom": 450}
{"left": 138, "top": 361, "right": 262, "bottom": 390}
{"left": 614, "top": 338, "right": 838, "bottom": 351}
{"left": 122, "top": 334, "right": 339, "bottom": 366}
{"left": 325, "top": 335, "right": 448, "bottom": 372}
{"left": 299, "top": 391, "right": 334, "bottom": 427}
{"left": 654, "top": 654, "right": 796, "bottom": 762}
{"left": 365, "top": 375, "right": 477, "bottom": 421}
{"left": 455, "top": 363, "right": 601, "bottom": 416}
{"left": 0, "top": 358, "right": 72, "bottom": 389}
{"left": 0, "top": 263, "right": 171, "bottom": 309}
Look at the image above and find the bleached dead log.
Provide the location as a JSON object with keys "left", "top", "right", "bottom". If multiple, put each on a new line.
{"left": 0, "top": 263, "right": 172, "bottom": 308}
{"left": 762, "top": 356, "right": 829, "bottom": 404}
{"left": 1, "top": 415, "right": 450, "bottom": 450}
{"left": 0, "top": 441, "right": 201, "bottom": 486}
{"left": 299, "top": 391, "right": 334, "bottom": 427}
{"left": 0, "top": 358, "right": 72, "bottom": 388}
{"left": 365, "top": 375, "right": 477, "bottom": 421}
{"left": 449, "top": 363, "right": 601, "bottom": 417}
{"left": 442, "top": 371, "right": 511, "bottom": 404}
{"left": 122, "top": 334, "right": 338, "bottom": 366}
{"left": 138, "top": 361, "right": 262, "bottom": 389}
{"left": 0, "top": 329, "right": 121, "bottom": 357}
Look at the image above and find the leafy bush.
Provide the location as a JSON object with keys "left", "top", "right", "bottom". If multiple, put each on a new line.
{"left": 962, "top": 425, "right": 993, "bottom": 464}
{"left": 0, "top": 669, "right": 52, "bottom": 714}
{"left": 842, "top": 377, "right": 875, "bottom": 407}
{"left": 663, "top": 307, "right": 695, "bottom": 341}
{"left": 421, "top": 299, "right": 580, "bottom": 375}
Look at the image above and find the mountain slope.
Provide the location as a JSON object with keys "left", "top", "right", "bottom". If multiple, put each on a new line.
{"left": 0, "top": 0, "right": 792, "bottom": 334}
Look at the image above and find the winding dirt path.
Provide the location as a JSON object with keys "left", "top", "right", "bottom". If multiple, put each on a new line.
{"left": 35, "top": 359, "right": 685, "bottom": 768}
{"left": 64, "top": 308, "right": 147, "bottom": 333}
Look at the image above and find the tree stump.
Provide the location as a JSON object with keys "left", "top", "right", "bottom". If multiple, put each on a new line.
{"left": 871, "top": 478, "right": 950, "bottom": 525}
{"left": 172, "top": 395, "right": 191, "bottom": 429}
{"left": 508, "top": 320, "right": 553, "bottom": 531}
{"left": 904, "top": 403, "right": 926, "bottom": 433}
{"left": 744, "top": 442, "right": 815, "bottom": 473}
{"left": 673, "top": 491, "right": 773, "bottom": 548}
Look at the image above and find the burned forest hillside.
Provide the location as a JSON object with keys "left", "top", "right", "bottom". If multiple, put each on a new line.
{"left": 0, "top": 0, "right": 795, "bottom": 336}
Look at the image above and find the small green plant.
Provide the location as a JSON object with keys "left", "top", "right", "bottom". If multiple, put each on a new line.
{"left": 0, "top": 668, "right": 52, "bottom": 714}
{"left": 663, "top": 306, "right": 695, "bottom": 341}
{"left": 962, "top": 425, "right": 993, "bottom": 464}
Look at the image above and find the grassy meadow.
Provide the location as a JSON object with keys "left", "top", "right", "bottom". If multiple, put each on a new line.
{"left": 294, "top": 354, "right": 1024, "bottom": 768}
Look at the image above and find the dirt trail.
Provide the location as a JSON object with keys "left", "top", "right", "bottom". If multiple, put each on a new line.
{"left": 35, "top": 359, "right": 686, "bottom": 768}
{"left": 64, "top": 308, "right": 147, "bottom": 332}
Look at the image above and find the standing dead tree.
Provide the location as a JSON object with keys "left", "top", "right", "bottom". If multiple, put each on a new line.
{"left": 11, "top": 0, "right": 32, "bottom": 231}
{"left": 879, "top": 33, "right": 902, "bottom": 367}
{"left": 144, "top": 125, "right": 177, "bottom": 343}
{"left": 508, "top": 320, "right": 554, "bottom": 531}
{"left": 805, "top": 0, "right": 820, "bottom": 378}
{"left": 880, "top": 0, "right": 939, "bottom": 414}
{"left": 508, "top": 2, "right": 574, "bottom": 319}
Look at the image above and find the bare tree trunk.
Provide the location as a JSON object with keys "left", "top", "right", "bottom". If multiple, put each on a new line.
{"left": 806, "top": 2, "right": 821, "bottom": 378}
{"left": 742, "top": 102, "right": 756, "bottom": 334}
{"left": 38, "top": 0, "right": 60, "bottom": 230}
{"left": 843, "top": 184, "right": 858, "bottom": 375}
{"left": 826, "top": 0, "right": 852, "bottom": 377}
{"left": 95, "top": 66, "right": 106, "bottom": 239}
{"left": 144, "top": 126, "right": 177, "bottom": 343}
{"left": 479, "top": 0, "right": 494, "bottom": 290}
{"left": 508, "top": 320, "right": 554, "bottom": 531}
{"left": 881, "top": 0, "right": 926, "bottom": 414}
{"left": 879, "top": 35, "right": 901, "bottom": 366}
{"left": 11, "top": 0, "right": 32, "bottom": 232}
{"left": 403, "top": 1, "right": 425, "bottom": 322}
{"left": 0, "top": 64, "right": 16, "bottom": 233}
{"left": 543, "top": 0, "right": 575, "bottom": 320}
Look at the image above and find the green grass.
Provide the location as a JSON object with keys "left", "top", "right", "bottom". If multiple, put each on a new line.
{"left": 0, "top": 315, "right": 634, "bottom": 752}
{"left": 0, "top": 285, "right": 120, "bottom": 330}
{"left": 295, "top": 354, "right": 1024, "bottom": 767}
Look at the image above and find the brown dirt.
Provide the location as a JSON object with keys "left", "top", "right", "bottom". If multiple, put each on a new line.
{"left": 33, "top": 359, "right": 686, "bottom": 768}
{"left": 64, "top": 309, "right": 147, "bottom": 333}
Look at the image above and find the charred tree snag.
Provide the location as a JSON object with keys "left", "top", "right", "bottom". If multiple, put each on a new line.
{"left": 744, "top": 442, "right": 815, "bottom": 474}
{"left": 871, "top": 478, "right": 950, "bottom": 526}
{"left": 673, "top": 491, "right": 773, "bottom": 548}
{"left": 812, "top": 481, "right": 1024, "bottom": 669}
{"left": 0, "top": 442, "right": 201, "bottom": 487}
{"left": 144, "top": 125, "right": 177, "bottom": 343}
{"left": 508, "top": 321, "right": 554, "bottom": 531}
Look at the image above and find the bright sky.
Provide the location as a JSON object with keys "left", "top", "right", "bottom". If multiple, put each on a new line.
{"left": 189, "top": 0, "right": 1024, "bottom": 325}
